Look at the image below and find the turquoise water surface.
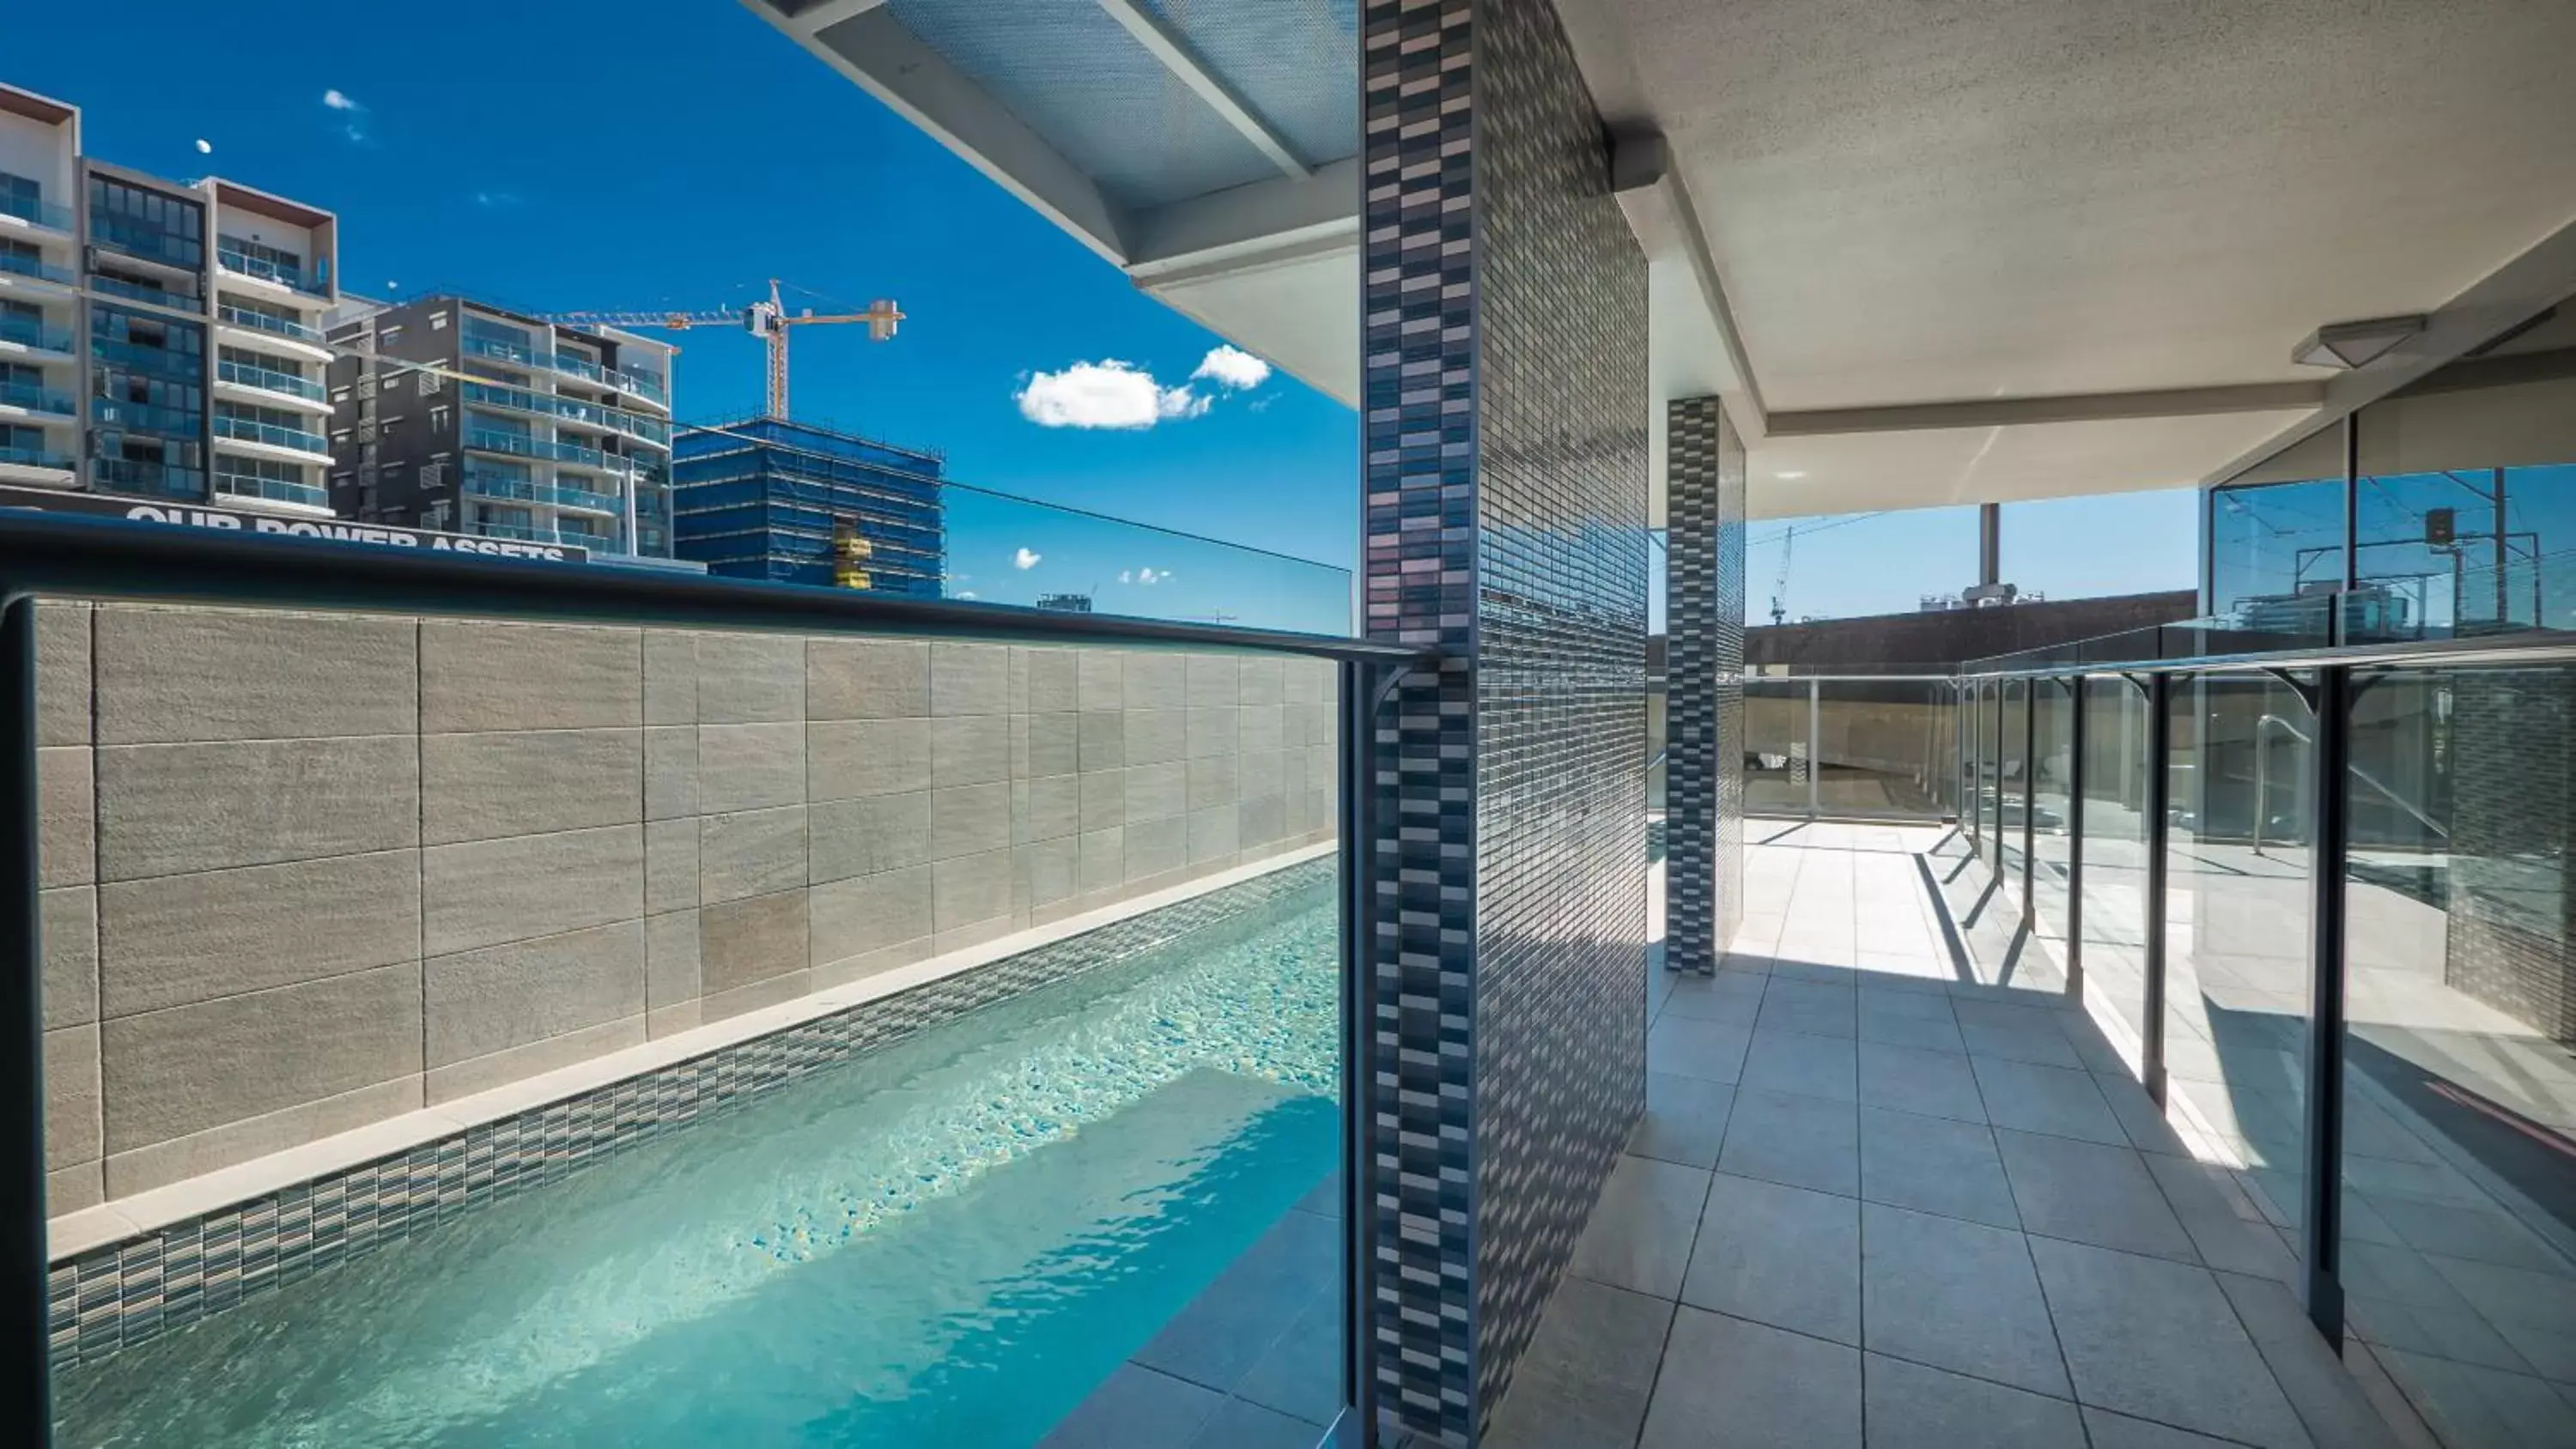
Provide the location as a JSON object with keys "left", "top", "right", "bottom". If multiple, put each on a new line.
{"left": 56, "top": 884, "right": 1340, "bottom": 1448}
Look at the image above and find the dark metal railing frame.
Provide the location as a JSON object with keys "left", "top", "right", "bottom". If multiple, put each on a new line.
{"left": 1954, "top": 630, "right": 2576, "bottom": 1347}
{"left": 0, "top": 512, "right": 1425, "bottom": 1445}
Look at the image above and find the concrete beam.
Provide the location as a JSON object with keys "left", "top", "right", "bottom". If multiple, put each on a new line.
{"left": 777, "top": 0, "right": 884, "bottom": 35}
{"left": 1091, "top": 0, "right": 1311, "bottom": 180}
{"left": 1765, "top": 383, "right": 2329, "bottom": 437}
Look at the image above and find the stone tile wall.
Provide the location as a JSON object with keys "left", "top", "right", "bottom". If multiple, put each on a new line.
{"left": 37, "top": 603, "right": 1335, "bottom": 1213}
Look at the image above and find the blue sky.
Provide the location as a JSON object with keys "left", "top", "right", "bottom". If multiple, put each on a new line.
{"left": 10, "top": 0, "right": 2199, "bottom": 626}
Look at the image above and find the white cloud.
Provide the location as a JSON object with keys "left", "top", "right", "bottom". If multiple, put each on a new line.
{"left": 1015, "top": 360, "right": 1207, "bottom": 429}
{"left": 472, "top": 191, "right": 520, "bottom": 209}
{"left": 1013, "top": 547, "right": 1042, "bottom": 570}
{"left": 956, "top": 591, "right": 979, "bottom": 601}
{"left": 193, "top": 138, "right": 212, "bottom": 155}
{"left": 1121, "top": 566, "right": 1170, "bottom": 586}
{"left": 323, "top": 89, "right": 361, "bottom": 111}
{"left": 1192, "top": 345, "right": 1271, "bottom": 391}
{"left": 321, "top": 89, "right": 369, "bottom": 143}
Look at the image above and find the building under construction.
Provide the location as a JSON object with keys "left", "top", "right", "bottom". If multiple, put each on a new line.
{"left": 668, "top": 416, "right": 945, "bottom": 596}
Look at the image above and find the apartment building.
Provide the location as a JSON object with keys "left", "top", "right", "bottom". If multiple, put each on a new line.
{"left": 0, "top": 81, "right": 339, "bottom": 511}
{"left": 325, "top": 295, "right": 677, "bottom": 559}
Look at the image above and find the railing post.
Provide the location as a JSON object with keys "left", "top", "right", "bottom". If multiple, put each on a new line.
{"left": 2142, "top": 672, "right": 2172, "bottom": 1106}
{"left": 1335, "top": 658, "right": 1377, "bottom": 1446}
{"left": 2064, "top": 676, "right": 2086, "bottom": 997}
{"left": 1807, "top": 676, "right": 1821, "bottom": 819}
{"left": 1992, "top": 682, "right": 2008, "bottom": 880}
{"left": 0, "top": 593, "right": 46, "bottom": 1446}
{"left": 2021, "top": 678, "right": 2037, "bottom": 924}
{"left": 2300, "top": 665, "right": 2351, "bottom": 1348}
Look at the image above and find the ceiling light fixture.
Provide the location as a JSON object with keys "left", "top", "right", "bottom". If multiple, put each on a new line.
{"left": 1774, "top": 470, "right": 1807, "bottom": 480}
{"left": 2291, "top": 315, "right": 2426, "bottom": 370}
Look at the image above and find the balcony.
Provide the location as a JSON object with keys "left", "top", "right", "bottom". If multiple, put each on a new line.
{"left": 0, "top": 249, "right": 75, "bottom": 289}
{"left": 461, "top": 466, "right": 538, "bottom": 503}
{"left": 215, "top": 359, "right": 328, "bottom": 407}
{"left": 89, "top": 223, "right": 203, "bottom": 274}
{"left": 211, "top": 469, "right": 331, "bottom": 512}
{"left": 460, "top": 381, "right": 668, "bottom": 449}
{"left": 211, "top": 412, "right": 331, "bottom": 458}
{"left": 91, "top": 337, "right": 204, "bottom": 381}
{"left": 0, "top": 193, "right": 72, "bottom": 234}
{"left": 88, "top": 457, "right": 204, "bottom": 498}
{"left": 0, "top": 445, "right": 76, "bottom": 482}
{"left": 215, "top": 248, "right": 329, "bottom": 298}
{"left": 0, "top": 380, "right": 75, "bottom": 417}
{"left": 215, "top": 303, "right": 328, "bottom": 348}
{"left": 0, "top": 313, "right": 74, "bottom": 356}
{"left": 88, "top": 274, "right": 201, "bottom": 312}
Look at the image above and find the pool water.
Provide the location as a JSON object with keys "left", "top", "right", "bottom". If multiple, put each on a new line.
{"left": 57, "top": 883, "right": 1340, "bottom": 1448}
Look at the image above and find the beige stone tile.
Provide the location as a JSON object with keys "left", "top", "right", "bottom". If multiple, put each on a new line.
{"left": 424, "top": 919, "right": 646, "bottom": 1069}
{"left": 422, "top": 825, "right": 642, "bottom": 955}
{"left": 1188, "top": 805, "right": 1240, "bottom": 866}
{"left": 807, "top": 718, "right": 932, "bottom": 802}
{"left": 1019, "top": 712, "right": 1078, "bottom": 778}
{"left": 933, "top": 848, "right": 1014, "bottom": 933}
{"left": 1124, "top": 652, "right": 1185, "bottom": 709}
{"left": 1079, "top": 828, "right": 1123, "bottom": 893}
{"left": 644, "top": 724, "right": 699, "bottom": 821}
{"left": 642, "top": 630, "right": 696, "bottom": 724}
{"left": 647, "top": 910, "right": 700, "bottom": 1010}
{"left": 1185, "top": 655, "right": 1237, "bottom": 708}
{"left": 422, "top": 621, "right": 639, "bottom": 731}
{"left": 694, "top": 633, "right": 804, "bottom": 724}
{"left": 811, "top": 791, "right": 932, "bottom": 883}
{"left": 428, "top": 1016, "right": 647, "bottom": 1105}
{"left": 1077, "top": 649, "right": 1125, "bottom": 711}
{"left": 100, "top": 851, "right": 422, "bottom": 1016}
{"left": 422, "top": 728, "right": 641, "bottom": 845}
{"left": 698, "top": 721, "right": 805, "bottom": 812}
{"left": 645, "top": 818, "right": 700, "bottom": 914}
{"left": 1079, "top": 770, "right": 1126, "bottom": 830}
{"left": 931, "top": 782, "right": 1012, "bottom": 860}
{"left": 103, "top": 1075, "right": 423, "bottom": 1200}
{"left": 1187, "top": 706, "right": 1241, "bottom": 760}
{"left": 1078, "top": 710, "right": 1126, "bottom": 773}
{"left": 1126, "top": 816, "right": 1187, "bottom": 880}
{"left": 100, "top": 963, "right": 423, "bottom": 1154}
{"left": 47, "top": 1162, "right": 102, "bottom": 1216}
{"left": 1188, "top": 754, "right": 1240, "bottom": 811}
{"left": 700, "top": 889, "right": 807, "bottom": 995}
{"left": 45, "top": 1022, "right": 99, "bottom": 1172}
{"left": 96, "top": 607, "right": 416, "bottom": 744}
{"left": 810, "top": 865, "right": 934, "bottom": 967}
{"left": 1017, "top": 646, "right": 1078, "bottom": 713}
{"left": 931, "top": 643, "right": 1007, "bottom": 716}
{"left": 1125, "top": 708, "right": 1188, "bottom": 766}
{"left": 96, "top": 737, "right": 417, "bottom": 882}
{"left": 700, "top": 805, "right": 808, "bottom": 903}
{"left": 41, "top": 884, "right": 95, "bottom": 1030}
{"left": 807, "top": 638, "right": 928, "bottom": 720}
{"left": 39, "top": 745, "right": 89, "bottom": 888}
{"left": 1016, "top": 838, "right": 1079, "bottom": 913}
{"left": 36, "top": 601, "right": 89, "bottom": 748}
{"left": 1013, "top": 775, "right": 1080, "bottom": 845}
{"left": 932, "top": 713, "right": 1010, "bottom": 787}
{"left": 1126, "top": 761, "right": 1188, "bottom": 822}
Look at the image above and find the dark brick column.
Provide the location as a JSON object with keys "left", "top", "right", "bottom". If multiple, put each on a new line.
{"left": 1361, "top": 0, "right": 1651, "bottom": 1440}
{"left": 1666, "top": 396, "right": 1747, "bottom": 974}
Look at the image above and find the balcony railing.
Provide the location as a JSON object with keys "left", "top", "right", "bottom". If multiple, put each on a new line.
{"left": 463, "top": 335, "right": 669, "bottom": 405}
{"left": 88, "top": 458, "right": 204, "bottom": 498}
{"left": 89, "top": 223, "right": 202, "bottom": 270}
{"left": 216, "top": 304, "right": 326, "bottom": 346}
{"left": 459, "top": 381, "right": 668, "bottom": 447}
{"left": 90, "top": 397, "right": 199, "bottom": 434}
{"left": 87, "top": 275, "right": 199, "bottom": 312}
{"left": 0, "top": 194, "right": 71, "bottom": 231}
{"left": 0, "top": 382, "right": 73, "bottom": 416}
{"left": 215, "top": 249, "right": 328, "bottom": 297}
{"left": 91, "top": 338, "right": 204, "bottom": 381}
{"left": 211, "top": 470, "right": 330, "bottom": 510}
{"left": 461, "top": 467, "right": 537, "bottom": 502}
{"left": 0, "top": 446, "right": 73, "bottom": 471}
{"left": 0, "top": 316, "right": 71, "bottom": 354}
{"left": 0, "top": 252, "right": 75, "bottom": 287}
{"left": 212, "top": 413, "right": 330, "bottom": 455}
{"left": 215, "top": 360, "right": 325, "bottom": 403}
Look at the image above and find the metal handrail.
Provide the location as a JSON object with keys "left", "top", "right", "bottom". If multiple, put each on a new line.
{"left": 2251, "top": 712, "right": 2449, "bottom": 856}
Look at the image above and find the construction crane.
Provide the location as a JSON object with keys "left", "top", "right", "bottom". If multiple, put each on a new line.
{"left": 543, "top": 279, "right": 902, "bottom": 420}
{"left": 1768, "top": 524, "right": 1794, "bottom": 626}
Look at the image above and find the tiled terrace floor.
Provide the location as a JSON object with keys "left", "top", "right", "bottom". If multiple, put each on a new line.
{"left": 1488, "top": 821, "right": 2417, "bottom": 1449}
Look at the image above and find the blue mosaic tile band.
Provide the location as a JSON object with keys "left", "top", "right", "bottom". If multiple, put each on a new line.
{"left": 46, "top": 859, "right": 1334, "bottom": 1376}
{"left": 1667, "top": 396, "right": 1749, "bottom": 972}
{"left": 1363, "top": 0, "right": 1649, "bottom": 1439}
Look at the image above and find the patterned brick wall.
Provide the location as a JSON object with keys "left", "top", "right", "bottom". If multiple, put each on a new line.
{"left": 1668, "top": 397, "right": 1748, "bottom": 973}
{"left": 1362, "top": 0, "right": 1650, "bottom": 1440}
{"left": 2442, "top": 668, "right": 2574, "bottom": 1039}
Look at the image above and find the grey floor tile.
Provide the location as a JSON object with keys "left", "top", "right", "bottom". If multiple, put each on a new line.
{"left": 2385, "top": 1198, "right": 2576, "bottom": 1276}
{"left": 1681, "top": 1173, "right": 1862, "bottom": 1343}
{"left": 2142, "top": 1152, "right": 2297, "bottom": 1282}
{"left": 1633, "top": 1071, "right": 1735, "bottom": 1169}
{"left": 2213, "top": 1270, "right": 2405, "bottom": 1449}
{"left": 2348, "top": 1291, "right": 2537, "bottom": 1374}
{"left": 1485, "top": 1277, "right": 1676, "bottom": 1449}
{"left": 1719, "top": 1087, "right": 1861, "bottom": 1197}
{"left": 1663, "top": 973, "right": 1767, "bottom": 1026}
{"left": 2426, "top": 1252, "right": 2576, "bottom": 1347}
{"left": 1759, "top": 996, "right": 1861, "bottom": 1040}
{"left": 1971, "top": 1056, "right": 2129, "bottom": 1146}
{"left": 1995, "top": 1131, "right": 2197, "bottom": 1264}
{"left": 1763, "top": 978, "right": 1857, "bottom": 1009}
{"left": 1133, "top": 1209, "right": 1333, "bottom": 1391}
{"left": 1858, "top": 1010, "right": 1967, "bottom": 1054}
{"left": 1863, "top": 1352, "right": 2086, "bottom": 1448}
{"left": 1230, "top": 1287, "right": 1342, "bottom": 1427}
{"left": 2093, "top": 1070, "right": 2196, "bottom": 1155}
{"left": 1858, "top": 1106, "right": 2020, "bottom": 1230}
{"left": 1962, "top": 1022, "right": 2086, "bottom": 1070}
{"left": 1861, "top": 1201, "right": 2069, "bottom": 1398}
{"left": 1184, "top": 1398, "right": 1324, "bottom": 1449}
{"left": 1042, "top": 1365, "right": 1224, "bottom": 1449}
{"left": 1953, "top": 999, "right": 2069, "bottom": 1034}
{"left": 2346, "top": 1240, "right": 2482, "bottom": 1313}
{"left": 2081, "top": 1409, "right": 2252, "bottom": 1448}
{"left": 1741, "top": 1029, "right": 1859, "bottom": 1102}
{"left": 1641, "top": 1307, "right": 1863, "bottom": 1449}
{"left": 1860, "top": 981, "right": 1959, "bottom": 1015}
{"left": 2026, "top": 1236, "right": 2311, "bottom": 1448}
{"left": 1859, "top": 1041, "right": 1989, "bottom": 1124}
{"left": 2376, "top": 1348, "right": 2576, "bottom": 1449}
{"left": 1570, "top": 1154, "right": 1713, "bottom": 1299}
{"left": 1651, "top": 1014, "right": 1754, "bottom": 1085}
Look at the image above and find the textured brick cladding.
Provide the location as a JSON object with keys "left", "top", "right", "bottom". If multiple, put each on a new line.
{"left": 1666, "top": 397, "right": 1747, "bottom": 973}
{"left": 1363, "top": 0, "right": 1649, "bottom": 1440}
{"left": 2441, "top": 667, "right": 2574, "bottom": 1037}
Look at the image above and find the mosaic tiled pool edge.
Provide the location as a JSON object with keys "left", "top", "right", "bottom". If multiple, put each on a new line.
{"left": 46, "top": 858, "right": 1336, "bottom": 1374}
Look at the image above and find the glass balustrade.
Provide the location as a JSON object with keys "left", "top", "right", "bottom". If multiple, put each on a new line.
{"left": 213, "top": 412, "right": 329, "bottom": 454}
{"left": 216, "top": 304, "right": 326, "bottom": 345}
{"left": 0, "top": 445, "right": 74, "bottom": 470}
{"left": 0, "top": 193, "right": 72, "bottom": 230}
{"left": 0, "top": 381, "right": 75, "bottom": 415}
{"left": 212, "top": 470, "right": 330, "bottom": 509}
{"left": 216, "top": 360, "right": 324, "bottom": 402}
{"left": 0, "top": 315, "right": 72, "bottom": 352}
{"left": 0, "top": 251, "right": 75, "bottom": 285}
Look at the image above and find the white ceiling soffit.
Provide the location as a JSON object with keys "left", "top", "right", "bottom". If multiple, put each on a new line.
{"left": 743, "top": 0, "right": 1364, "bottom": 403}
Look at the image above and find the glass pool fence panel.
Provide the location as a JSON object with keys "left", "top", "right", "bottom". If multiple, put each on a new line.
{"left": 938, "top": 484, "right": 1352, "bottom": 637}
{"left": 2076, "top": 676, "right": 2154, "bottom": 1076}
{"left": 2030, "top": 678, "right": 2074, "bottom": 949}
{"left": 1808, "top": 677, "right": 1959, "bottom": 822}
{"left": 25, "top": 591, "right": 1359, "bottom": 1449}
{"left": 1744, "top": 676, "right": 1810, "bottom": 817}
{"left": 2337, "top": 660, "right": 2576, "bottom": 1449}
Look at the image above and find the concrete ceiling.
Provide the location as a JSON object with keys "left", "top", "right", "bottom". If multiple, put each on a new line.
{"left": 749, "top": 0, "right": 2576, "bottom": 524}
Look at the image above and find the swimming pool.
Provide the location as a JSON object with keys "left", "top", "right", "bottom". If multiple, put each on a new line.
{"left": 54, "top": 878, "right": 1341, "bottom": 1447}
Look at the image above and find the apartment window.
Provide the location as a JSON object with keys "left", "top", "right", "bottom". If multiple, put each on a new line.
{"left": 0, "top": 423, "right": 43, "bottom": 454}
{"left": 216, "top": 234, "right": 303, "bottom": 286}
{"left": 216, "top": 457, "right": 305, "bottom": 486}
{"left": 218, "top": 345, "right": 306, "bottom": 377}
{"left": 429, "top": 405, "right": 451, "bottom": 433}
{"left": 88, "top": 178, "right": 204, "bottom": 267}
{"left": 331, "top": 388, "right": 350, "bottom": 404}
{"left": 0, "top": 173, "right": 39, "bottom": 221}
{"left": 430, "top": 312, "right": 448, "bottom": 330}
{"left": 380, "top": 324, "right": 404, "bottom": 345}
{"left": 0, "top": 362, "right": 39, "bottom": 391}
{"left": 0, "top": 238, "right": 39, "bottom": 276}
